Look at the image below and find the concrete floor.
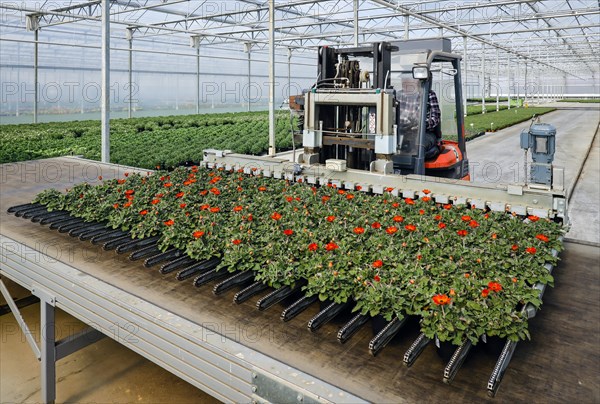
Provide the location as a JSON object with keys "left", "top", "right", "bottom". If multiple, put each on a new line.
{"left": 0, "top": 279, "right": 219, "bottom": 404}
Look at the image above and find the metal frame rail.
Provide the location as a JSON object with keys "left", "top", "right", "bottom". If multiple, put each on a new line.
{"left": 0, "top": 235, "right": 365, "bottom": 404}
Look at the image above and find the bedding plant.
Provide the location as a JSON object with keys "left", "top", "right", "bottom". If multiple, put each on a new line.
{"left": 33, "top": 165, "right": 564, "bottom": 346}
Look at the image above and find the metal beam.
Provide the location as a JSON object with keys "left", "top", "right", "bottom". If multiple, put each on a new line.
{"left": 268, "top": 0, "right": 275, "bottom": 156}
{"left": 101, "top": 0, "right": 110, "bottom": 163}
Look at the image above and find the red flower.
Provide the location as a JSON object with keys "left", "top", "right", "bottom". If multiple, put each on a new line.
{"left": 326, "top": 215, "right": 336, "bottom": 222}
{"left": 457, "top": 229, "right": 468, "bottom": 237}
{"left": 117, "top": 179, "right": 126, "bottom": 185}
{"left": 372, "top": 260, "right": 383, "bottom": 268}
{"left": 124, "top": 172, "right": 129, "bottom": 177}
{"left": 419, "top": 209, "right": 425, "bottom": 215}
{"left": 98, "top": 176, "right": 103, "bottom": 180}
{"left": 434, "top": 215, "right": 442, "bottom": 221}
{"left": 286, "top": 196, "right": 294, "bottom": 202}
{"left": 423, "top": 189, "right": 431, "bottom": 195}
{"left": 536, "top": 234, "right": 549, "bottom": 242}
{"left": 404, "top": 224, "right": 417, "bottom": 232}
{"left": 232, "top": 239, "right": 242, "bottom": 245}
{"left": 200, "top": 190, "right": 208, "bottom": 196}
{"left": 209, "top": 187, "right": 220, "bottom": 195}
{"left": 200, "top": 204, "right": 210, "bottom": 210}
{"left": 322, "top": 196, "right": 331, "bottom": 203}
{"left": 164, "top": 219, "right": 174, "bottom": 226}
{"left": 139, "top": 210, "right": 148, "bottom": 216}
{"left": 393, "top": 215, "right": 404, "bottom": 223}
{"left": 125, "top": 194, "right": 134, "bottom": 201}
{"left": 258, "top": 186, "right": 267, "bottom": 191}
{"left": 371, "top": 222, "right": 381, "bottom": 229}
{"left": 438, "top": 222, "right": 446, "bottom": 229}
{"left": 183, "top": 180, "right": 192, "bottom": 186}
{"left": 386, "top": 187, "right": 394, "bottom": 193}
{"left": 180, "top": 203, "right": 187, "bottom": 209}
{"left": 461, "top": 215, "right": 471, "bottom": 222}
{"left": 511, "top": 244, "right": 519, "bottom": 251}
{"left": 374, "top": 274, "right": 381, "bottom": 282}
{"left": 308, "top": 243, "right": 318, "bottom": 251}
{"left": 271, "top": 212, "right": 282, "bottom": 220}
{"left": 512, "top": 277, "right": 518, "bottom": 283}
{"left": 151, "top": 199, "right": 160, "bottom": 205}
{"left": 123, "top": 201, "right": 132, "bottom": 208}
{"left": 325, "top": 242, "right": 339, "bottom": 251}
{"left": 386, "top": 226, "right": 398, "bottom": 235}
{"left": 124, "top": 189, "right": 134, "bottom": 195}
{"left": 469, "top": 220, "right": 479, "bottom": 228}
{"left": 337, "top": 189, "right": 346, "bottom": 195}
{"left": 526, "top": 247, "right": 537, "bottom": 254}
{"left": 481, "top": 288, "right": 490, "bottom": 298}
{"left": 210, "top": 207, "right": 220, "bottom": 213}
{"left": 432, "top": 294, "right": 451, "bottom": 305}
{"left": 113, "top": 203, "right": 119, "bottom": 209}
{"left": 491, "top": 233, "right": 497, "bottom": 239}
{"left": 246, "top": 214, "right": 253, "bottom": 221}
{"left": 233, "top": 205, "right": 243, "bottom": 212}
{"left": 392, "top": 202, "right": 400, "bottom": 208}
{"left": 164, "top": 182, "right": 173, "bottom": 187}
{"left": 346, "top": 193, "right": 354, "bottom": 200}
{"left": 443, "top": 204, "right": 452, "bottom": 210}
{"left": 404, "top": 198, "right": 415, "bottom": 205}
{"left": 356, "top": 185, "right": 362, "bottom": 191}
{"left": 484, "top": 213, "right": 490, "bottom": 219}
{"left": 193, "top": 231, "right": 205, "bottom": 239}
{"left": 528, "top": 215, "right": 540, "bottom": 222}
{"left": 353, "top": 227, "right": 365, "bottom": 235}
{"left": 488, "top": 281, "right": 502, "bottom": 292}
{"left": 175, "top": 192, "right": 184, "bottom": 198}
{"left": 283, "top": 229, "right": 294, "bottom": 236}
{"left": 421, "top": 197, "right": 431, "bottom": 202}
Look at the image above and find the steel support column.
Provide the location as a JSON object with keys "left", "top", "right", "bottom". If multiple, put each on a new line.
{"left": 245, "top": 42, "right": 252, "bottom": 112}
{"left": 495, "top": 48, "right": 499, "bottom": 111}
{"left": 40, "top": 300, "right": 56, "bottom": 404}
{"left": 353, "top": 0, "right": 359, "bottom": 47}
{"left": 481, "top": 45, "right": 485, "bottom": 114}
{"left": 463, "top": 36, "right": 467, "bottom": 117}
{"left": 524, "top": 62, "right": 528, "bottom": 105}
{"left": 33, "top": 28, "right": 38, "bottom": 124}
{"left": 268, "top": 0, "right": 275, "bottom": 156}
{"left": 192, "top": 36, "right": 201, "bottom": 115}
{"left": 507, "top": 55, "right": 511, "bottom": 110}
{"left": 516, "top": 59, "right": 520, "bottom": 107}
{"left": 101, "top": 0, "right": 110, "bottom": 163}
{"left": 127, "top": 29, "right": 133, "bottom": 119}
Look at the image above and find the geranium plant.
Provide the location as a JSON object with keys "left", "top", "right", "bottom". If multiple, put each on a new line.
{"left": 33, "top": 165, "right": 564, "bottom": 345}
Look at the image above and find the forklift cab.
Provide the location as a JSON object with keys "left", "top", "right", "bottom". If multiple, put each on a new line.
{"left": 390, "top": 44, "right": 469, "bottom": 180}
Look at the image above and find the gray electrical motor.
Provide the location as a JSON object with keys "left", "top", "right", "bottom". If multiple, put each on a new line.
{"left": 520, "top": 122, "right": 556, "bottom": 186}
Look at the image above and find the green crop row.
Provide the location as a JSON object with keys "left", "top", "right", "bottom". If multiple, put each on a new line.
{"left": 464, "top": 107, "right": 556, "bottom": 137}
{"left": 0, "top": 111, "right": 297, "bottom": 169}
{"left": 1, "top": 106, "right": 555, "bottom": 169}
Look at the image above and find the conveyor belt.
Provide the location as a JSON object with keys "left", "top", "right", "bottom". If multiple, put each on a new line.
{"left": 1, "top": 158, "right": 598, "bottom": 403}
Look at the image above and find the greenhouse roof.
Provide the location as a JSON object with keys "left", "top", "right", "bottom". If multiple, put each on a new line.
{"left": 1, "top": 0, "right": 599, "bottom": 78}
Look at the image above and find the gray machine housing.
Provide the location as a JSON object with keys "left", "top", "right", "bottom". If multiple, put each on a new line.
{"left": 520, "top": 123, "right": 557, "bottom": 186}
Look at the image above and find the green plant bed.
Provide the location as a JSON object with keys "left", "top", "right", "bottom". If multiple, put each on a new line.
{"left": 465, "top": 104, "right": 509, "bottom": 116}
{"left": 33, "top": 166, "right": 564, "bottom": 345}
{"left": 557, "top": 99, "right": 600, "bottom": 103}
{"left": 0, "top": 111, "right": 297, "bottom": 169}
{"left": 464, "top": 107, "right": 556, "bottom": 139}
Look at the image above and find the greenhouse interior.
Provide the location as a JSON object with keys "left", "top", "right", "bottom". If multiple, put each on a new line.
{"left": 0, "top": 1, "right": 599, "bottom": 403}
